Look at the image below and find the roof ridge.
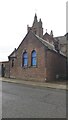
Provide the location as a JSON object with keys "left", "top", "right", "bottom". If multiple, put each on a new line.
{"left": 35, "top": 34, "right": 55, "bottom": 48}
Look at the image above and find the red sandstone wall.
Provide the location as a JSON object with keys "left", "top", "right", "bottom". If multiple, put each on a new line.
{"left": 46, "top": 50, "right": 66, "bottom": 81}
{"left": 9, "top": 31, "right": 66, "bottom": 82}
{"left": 9, "top": 32, "right": 47, "bottom": 81}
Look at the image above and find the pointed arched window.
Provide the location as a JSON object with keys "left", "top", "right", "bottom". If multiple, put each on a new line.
{"left": 31, "top": 50, "right": 37, "bottom": 66}
{"left": 23, "top": 52, "right": 28, "bottom": 66}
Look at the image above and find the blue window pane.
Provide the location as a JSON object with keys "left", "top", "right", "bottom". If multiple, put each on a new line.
{"left": 32, "top": 58, "right": 36, "bottom": 66}
{"left": 24, "top": 58, "right": 28, "bottom": 66}
{"left": 24, "top": 53, "right": 28, "bottom": 58}
{"left": 23, "top": 52, "right": 28, "bottom": 66}
{"left": 31, "top": 50, "right": 37, "bottom": 66}
{"left": 32, "top": 51, "right": 36, "bottom": 57}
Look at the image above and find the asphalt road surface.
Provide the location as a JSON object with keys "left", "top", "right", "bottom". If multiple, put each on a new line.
{"left": 2, "top": 81, "right": 66, "bottom": 118}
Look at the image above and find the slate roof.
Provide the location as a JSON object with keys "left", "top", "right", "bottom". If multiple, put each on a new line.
{"left": 35, "top": 34, "right": 66, "bottom": 57}
{"left": 8, "top": 31, "right": 66, "bottom": 57}
{"left": 35, "top": 34, "right": 55, "bottom": 50}
{"left": 54, "top": 36, "right": 66, "bottom": 45}
{"left": 8, "top": 48, "right": 17, "bottom": 58}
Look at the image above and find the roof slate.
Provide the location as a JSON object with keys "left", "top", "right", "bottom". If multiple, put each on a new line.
{"left": 35, "top": 34, "right": 55, "bottom": 50}
{"left": 8, "top": 31, "right": 66, "bottom": 57}
{"left": 54, "top": 36, "right": 66, "bottom": 44}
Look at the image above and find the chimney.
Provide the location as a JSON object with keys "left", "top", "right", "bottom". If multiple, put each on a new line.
{"left": 50, "top": 30, "right": 53, "bottom": 37}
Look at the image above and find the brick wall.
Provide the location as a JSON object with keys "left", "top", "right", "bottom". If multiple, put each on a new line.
{"left": 9, "top": 32, "right": 47, "bottom": 82}
{"left": 0, "top": 61, "right": 9, "bottom": 77}
{"left": 46, "top": 50, "right": 66, "bottom": 81}
{"left": 9, "top": 31, "right": 66, "bottom": 82}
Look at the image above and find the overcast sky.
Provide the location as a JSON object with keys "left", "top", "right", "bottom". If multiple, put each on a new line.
{"left": 0, "top": 0, "right": 67, "bottom": 61}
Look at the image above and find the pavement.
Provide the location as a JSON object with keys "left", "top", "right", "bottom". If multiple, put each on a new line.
{"left": 0, "top": 77, "right": 67, "bottom": 90}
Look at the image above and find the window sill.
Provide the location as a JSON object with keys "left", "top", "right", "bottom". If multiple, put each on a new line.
{"left": 29, "top": 65, "right": 38, "bottom": 68}
{"left": 22, "top": 65, "right": 38, "bottom": 69}
{"left": 22, "top": 66, "right": 28, "bottom": 69}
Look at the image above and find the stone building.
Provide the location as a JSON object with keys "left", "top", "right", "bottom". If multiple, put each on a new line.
{"left": 27, "top": 14, "right": 43, "bottom": 38}
{"left": 1, "top": 14, "right": 66, "bottom": 81}
{"left": 0, "top": 61, "right": 9, "bottom": 77}
{"left": 54, "top": 35, "right": 67, "bottom": 55}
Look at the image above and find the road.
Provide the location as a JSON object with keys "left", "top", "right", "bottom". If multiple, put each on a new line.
{"left": 2, "top": 81, "right": 66, "bottom": 118}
